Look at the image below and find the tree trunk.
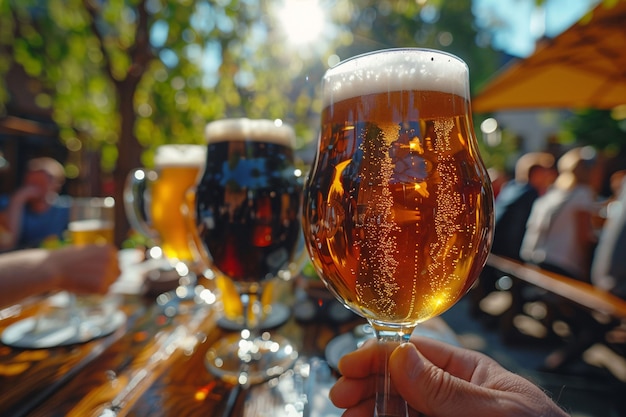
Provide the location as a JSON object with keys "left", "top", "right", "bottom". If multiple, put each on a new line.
{"left": 113, "top": 79, "right": 143, "bottom": 247}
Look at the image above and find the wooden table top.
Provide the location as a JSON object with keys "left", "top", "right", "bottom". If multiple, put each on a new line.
{"left": 0, "top": 271, "right": 456, "bottom": 417}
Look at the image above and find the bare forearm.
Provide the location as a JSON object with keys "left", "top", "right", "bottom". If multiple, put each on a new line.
{"left": 0, "top": 245, "right": 120, "bottom": 308}
{"left": 0, "top": 249, "right": 60, "bottom": 308}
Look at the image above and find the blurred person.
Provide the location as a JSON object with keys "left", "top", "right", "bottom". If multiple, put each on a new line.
{"left": 519, "top": 147, "right": 604, "bottom": 368}
{"left": 520, "top": 146, "right": 600, "bottom": 281}
{"left": 470, "top": 152, "right": 556, "bottom": 316}
{"left": 0, "top": 157, "right": 71, "bottom": 251}
{"left": 0, "top": 244, "right": 119, "bottom": 309}
{"left": 487, "top": 166, "right": 510, "bottom": 199}
{"left": 330, "top": 336, "right": 569, "bottom": 417}
{"left": 608, "top": 169, "right": 626, "bottom": 200}
{"left": 597, "top": 169, "right": 626, "bottom": 225}
{"left": 493, "top": 152, "right": 557, "bottom": 261}
{"left": 538, "top": 176, "right": 626, "bottom": 372}
{"left": 591, "top": 174, "right": 626, "bottom": 299}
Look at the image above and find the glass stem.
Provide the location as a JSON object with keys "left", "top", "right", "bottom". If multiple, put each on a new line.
{"left": 240, "top": 292, "right": 251, "bottom": 337}
{"left": 239, "top": 288, "right": 263, "bottom": 339}
{"left": 237, "top": 289, "right": 262, "bottom": 387}
{"left": 372, "top": 325, "right": 413, "bottom": 417}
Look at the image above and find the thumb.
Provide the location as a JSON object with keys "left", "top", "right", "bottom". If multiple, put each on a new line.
{"left": 389, "top": 342, "right": 488, "bottom": 417}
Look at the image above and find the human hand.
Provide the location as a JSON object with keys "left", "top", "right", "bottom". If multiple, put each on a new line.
{"left": 49, "top": 244, "right": 120, "bottom": 295}
{"left": 329, "top": 335, "right": 569, "bottom": 417}
{"left": 13, "top": 183, "right": 45, "bottom": 204}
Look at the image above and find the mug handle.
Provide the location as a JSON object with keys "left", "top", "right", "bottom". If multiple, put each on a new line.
{"left": 123, "top": 168, "right": 159, "bottom": 240}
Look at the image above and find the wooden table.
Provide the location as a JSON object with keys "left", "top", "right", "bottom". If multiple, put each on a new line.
{"left": 0, "top": 270, "right": 456, "bottom": 417}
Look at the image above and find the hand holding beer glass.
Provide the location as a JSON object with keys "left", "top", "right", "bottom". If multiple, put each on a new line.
{"left": 0, "top": 198, "right": 122, "bottom": 349}
{"left": 67, "top": 197, "right": 123, "bottom": 333}
{"left": 196, "top": 118, "right": 302, "bottom": 385}
{"left": 302, "top": 49, "right": 494, "bottom": 416}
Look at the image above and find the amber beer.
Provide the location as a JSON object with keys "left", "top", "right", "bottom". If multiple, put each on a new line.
{"left": 196, "top": 119, "right": 302, "bottom": 289}
{"left": 150, "top": 144, "right": 206, "bottom": 263}
{"left": 303, "top": 50, "right": 493, "bottom": 326}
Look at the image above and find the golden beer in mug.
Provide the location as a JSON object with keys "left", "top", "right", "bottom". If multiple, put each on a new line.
{"left": 150, "top": 145, "right": 206, "bottom": 263}
{"left": 125, "top": 144, "right": 206, "bottom": 265}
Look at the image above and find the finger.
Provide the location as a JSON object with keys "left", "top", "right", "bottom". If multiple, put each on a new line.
{"left": 336, "top": 338, "right": 378, "bottom": 378}
{"left": 390, "top": 342, "right": 500, "bottom": 416}
{"left": 102, "top": 247, "right": 121, "bottom": 287}
{"left": 329, "top": 375, "right": 376, "bottom": 408}
{"left": 408, "top": 336, "right": 497, "bottom": 383}
{"left": 69, "top": 245, "right": 119, "bottom": 294}
{"left": 340, "top": 397, "right": 375, "bottom": 417}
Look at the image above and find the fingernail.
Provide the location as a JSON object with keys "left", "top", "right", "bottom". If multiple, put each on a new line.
{"left": 400, "top": 342, "right": 424, "bottom": 380}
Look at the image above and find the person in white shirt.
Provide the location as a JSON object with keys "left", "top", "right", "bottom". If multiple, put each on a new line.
{"left": 520, "top": 146, "right": 600, "bottom": 281}
{"left": 592, "top": 174, "right": 626, "bottom": 299}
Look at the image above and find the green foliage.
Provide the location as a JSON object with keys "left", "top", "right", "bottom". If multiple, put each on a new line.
{"left": 0, "top": 0, "right": 501, "bottom": 174}
{"left": 477, "top": 126, "right": 524, "bottom": 173}
{"left": 561, "top": 109, "right": 626, "bottom": 153}
{"left": 329, "top": 0, "right": 500, "bottom": 94}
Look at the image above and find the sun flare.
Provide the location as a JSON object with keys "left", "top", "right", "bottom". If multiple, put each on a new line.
{"left": 276, "top": 0, "right": 326, "bottom": 45}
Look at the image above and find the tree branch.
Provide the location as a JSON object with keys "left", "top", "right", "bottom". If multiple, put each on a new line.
{"left": 82, "top": 0, "right": 116, "bottom": 85}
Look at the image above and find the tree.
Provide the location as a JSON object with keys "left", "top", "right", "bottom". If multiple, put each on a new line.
{"left": 0, "top": 0, "right": 328, "bottom": 243}
{"left": 0, "top": 0, "right": 501, "bottom": 243}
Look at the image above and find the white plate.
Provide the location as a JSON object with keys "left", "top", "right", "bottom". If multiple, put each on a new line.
{"left": 1, "top": 310, "right": 126, "bottom": 349}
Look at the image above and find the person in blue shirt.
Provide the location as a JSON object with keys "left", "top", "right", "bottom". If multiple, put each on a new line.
{"left": 0, "top": 157, "right": 71, "bottom": 251}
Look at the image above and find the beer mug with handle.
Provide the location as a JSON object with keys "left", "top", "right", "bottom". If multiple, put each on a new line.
{"left": 124, "top": 144, "right": 209, "bottom": 300}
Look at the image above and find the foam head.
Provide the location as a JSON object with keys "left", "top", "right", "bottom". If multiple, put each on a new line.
{"left": 204, "top": 118, "right": 296, "bottom": 149}
{"left": 322, "top": 48, "right": 470, "bottom": 107}
{"left": 154, "top": 144, "right": 206, "bottom": 168}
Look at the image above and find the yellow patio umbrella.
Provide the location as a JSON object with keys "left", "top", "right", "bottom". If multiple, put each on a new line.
{"left": 472, "top": 0, "right": 626, "bottom": 113}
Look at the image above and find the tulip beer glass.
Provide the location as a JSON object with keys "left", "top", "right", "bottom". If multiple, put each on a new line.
{"left": 196, "top": 118, "right": 302, "bottom": 385}
{"left": 302, "top": 49, "right": 494, "bottom": 416}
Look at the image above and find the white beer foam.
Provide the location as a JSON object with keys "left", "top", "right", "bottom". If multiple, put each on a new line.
{"left": 323, "top": 48, "right": 469, "bottom": 106}
{"left": 68, "top": 219, "right": 114, "bottom": 232}
{"left": 154, "top": 144, "right": 206, "bottom": 167}
{"left": 204, "top": 118, "right": 296, "bottom": 149}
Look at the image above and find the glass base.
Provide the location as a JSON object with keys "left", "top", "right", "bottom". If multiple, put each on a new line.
{"left": 155, "top": 284, "right": 213, "bottom": 317}
{"left": 205, "top": 333, "right": 298, "bottom": 385}
{"left": 217, "top": 303, "right": 291, "bottom": 331}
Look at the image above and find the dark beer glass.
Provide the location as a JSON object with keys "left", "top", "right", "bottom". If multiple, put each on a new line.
{"left": 196, "top": 118, "right": 302, "bottom": 385}
{"left": 302, "top": 49, "right": 494, "bottom": 416}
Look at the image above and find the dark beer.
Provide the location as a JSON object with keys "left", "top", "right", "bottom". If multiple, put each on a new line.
{"left": 196, "top": 119, "right": 302, "bottom": 288}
